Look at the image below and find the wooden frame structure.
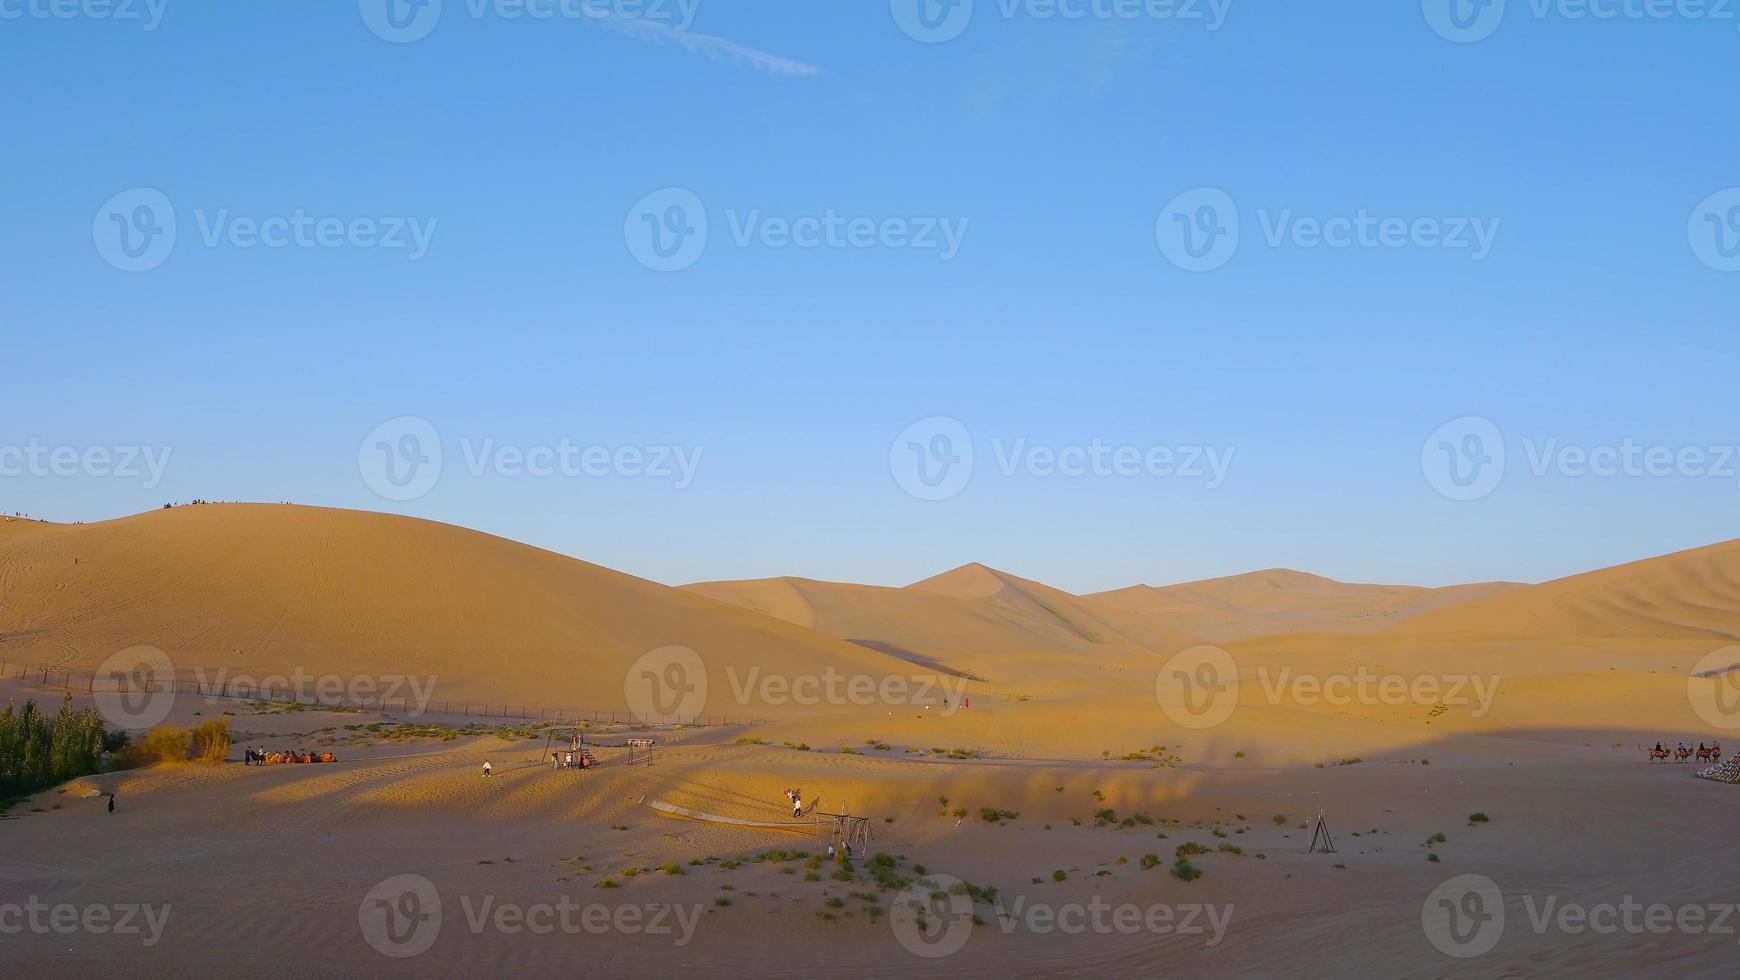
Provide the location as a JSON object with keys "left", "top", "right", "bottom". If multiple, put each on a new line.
{"left": 827, "top": 812, "right": 873, "bottom": 854}
{"left": 1308, "top": 810, "right": 1336, "bottom": 854}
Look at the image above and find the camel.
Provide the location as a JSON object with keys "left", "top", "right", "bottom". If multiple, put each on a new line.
{"left": 250, "top": 749, "right": 336, "bottom": 765}
{"left": 1645, "top": 744, "right": 1671, "bottom": 762}
{"left": 1675, "top": 746, "right": 1694, "bottom": 764}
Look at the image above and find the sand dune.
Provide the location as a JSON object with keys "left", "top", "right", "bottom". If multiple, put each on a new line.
{"left": 5, "top": 511, "right": 1739, "bottom": 979}
{"left": 1084, "top": 569, "right": 1520, "bottom": 642}
{"left": 687, "top": 563, "right": 1199, "bottom": 678}
{"left": 0, "top": 504, "right": 911, "bottom": 716}
{"left": 1392, "top": 537, "right": 1740, "bottom": 640}
{"left": 0, "top": 515, "right": 57, "bottom": 535}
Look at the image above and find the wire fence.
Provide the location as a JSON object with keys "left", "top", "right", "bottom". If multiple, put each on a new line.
{"left": 0, "top": 659, "right": 763, "bottom": 728}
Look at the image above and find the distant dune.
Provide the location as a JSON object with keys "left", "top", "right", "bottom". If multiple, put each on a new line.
{"left": 1391, "top": 537, "right": 1740, "bottom": 641}
{"left": 686, "top": 562, "right": 1200, "bottom": 677}
{"left": 1084, "top": 569, "right": 1521, "bottom": 643}
{"left": 0, "top": 504, "right": 908, "bottom": 714}
{"left": 691, "top": 562, "right": 1518, "bottom": 656}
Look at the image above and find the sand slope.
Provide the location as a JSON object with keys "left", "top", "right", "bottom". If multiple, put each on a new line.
{"left": 687, "top": 563, "right": 1199, "bottom": 679}
{"left": 1084, "top": 569, "right": 1520, "bottom": 642}
{"left": 0, "top": 504, "right": 911, "bottom": 715}
{"left": 1392, "top": 537, "right": 1740, "bottom": 640}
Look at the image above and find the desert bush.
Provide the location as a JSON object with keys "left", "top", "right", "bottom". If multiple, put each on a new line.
{"left": 123, "top": 724, "right": 193, "bottom": 766}
{"left": 190, "top": 719, "right": 231, "bottom": 763}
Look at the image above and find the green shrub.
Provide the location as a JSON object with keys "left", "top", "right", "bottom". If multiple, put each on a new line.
{"left": 0, "top": 696, "right": 114, "bottom": 796}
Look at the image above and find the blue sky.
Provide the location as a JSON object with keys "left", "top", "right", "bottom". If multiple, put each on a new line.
{"left": 3, "top": 1, "right": 1737, "bottom": 592}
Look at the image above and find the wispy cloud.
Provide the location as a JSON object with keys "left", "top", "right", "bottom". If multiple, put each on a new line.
{"left": 595, "top": 14, "right": 822, "bottom": 78}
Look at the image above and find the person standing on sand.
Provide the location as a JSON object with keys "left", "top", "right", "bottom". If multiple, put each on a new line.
{"left": 108, "top": 792, "right": 116, "bottom": 814}
{"left": 483, "top": 761, "right": 492, "bottom": 778}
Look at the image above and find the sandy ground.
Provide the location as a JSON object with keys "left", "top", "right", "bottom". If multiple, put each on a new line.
{"left": 5, "top": 506, "right": 1740, "bottom": 977}
{"left": 2, "top": 681, "right": 1736, "bottom": 979}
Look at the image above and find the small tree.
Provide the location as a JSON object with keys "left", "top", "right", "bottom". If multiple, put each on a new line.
{"left": 190, "top": 719, "right": 231, "bottom": 763}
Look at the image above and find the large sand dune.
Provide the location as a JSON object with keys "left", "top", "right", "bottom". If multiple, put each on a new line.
{"left": 1391, "top": 537, "right": 1740, "bottom": 640}
{"left": 1085, "top": 569, "right": 1520, "bottom": 642}
{"left": 0, "top": 504, "right": 910, "bottom": 716}
{"left": 685, "top": 563, "right": 1198, "bottom": 679}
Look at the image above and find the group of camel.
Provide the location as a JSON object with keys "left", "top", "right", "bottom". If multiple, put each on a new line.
{"left": 1644, "top": 741, "right": 1724, "bottom": 764}
{"left": 243, "top": 748, "right": 336, "bottom": 765}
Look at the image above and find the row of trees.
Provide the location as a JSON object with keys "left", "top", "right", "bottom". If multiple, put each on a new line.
{"left": 0, "top": 695, "right": 125, "bottom": 799}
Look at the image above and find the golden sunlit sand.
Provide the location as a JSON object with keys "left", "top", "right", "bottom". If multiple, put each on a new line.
{"left": 4, "top": 504, "right": 1738, "bottom": 978}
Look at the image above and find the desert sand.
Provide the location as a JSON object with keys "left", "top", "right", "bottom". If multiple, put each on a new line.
{"left": 3, "top": 504, "right": 1738, "bottom": 978}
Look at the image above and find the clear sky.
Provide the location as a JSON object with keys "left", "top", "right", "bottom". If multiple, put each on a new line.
{"left": 3, "top": 1, "right": 1737, "bottom": 593}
